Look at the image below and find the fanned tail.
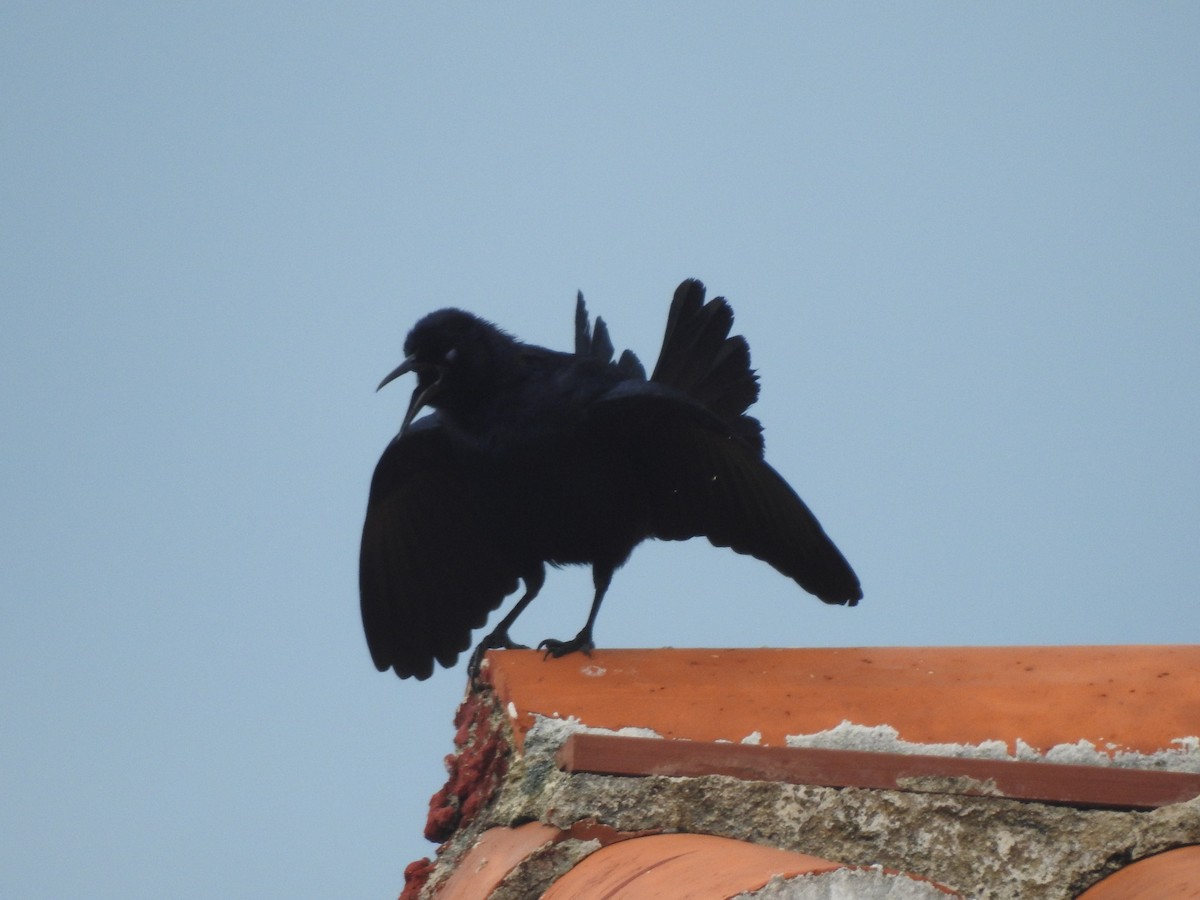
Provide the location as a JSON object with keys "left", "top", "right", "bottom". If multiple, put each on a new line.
{"left": 650, "top": 279, "right": 764, "bottom": 454}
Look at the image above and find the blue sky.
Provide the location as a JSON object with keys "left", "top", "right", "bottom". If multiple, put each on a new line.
{"left": 2, "top": 4, "right": 1197, "bottom": 897}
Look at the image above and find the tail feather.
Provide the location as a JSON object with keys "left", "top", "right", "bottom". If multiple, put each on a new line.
{"left": 575, "top": 292, "right": 614, "bottom": 361}
{"left": 576, "top": 291, "right": 646, "bottom": 377}
{"left": 651, "top": 279, "right": 764, "bottom": 453}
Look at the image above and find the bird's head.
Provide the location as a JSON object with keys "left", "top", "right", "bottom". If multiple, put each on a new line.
{"left": 378, "top": 308, "right": 517, "bottom": 432}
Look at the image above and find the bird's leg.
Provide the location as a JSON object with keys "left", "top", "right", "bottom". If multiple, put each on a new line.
{"left": 538, "top": 564, "right": 613, "bottom": 660}
{"left": 467, "top": 567, "right": 545, "bottom": 678}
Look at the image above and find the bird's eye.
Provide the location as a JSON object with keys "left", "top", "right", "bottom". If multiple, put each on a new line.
{"left": 444, "top": 347, "right": 458, "bottom": 364}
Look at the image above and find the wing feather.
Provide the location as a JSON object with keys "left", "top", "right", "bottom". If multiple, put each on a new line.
{"left": 359, "top": 419, "right": 521, "bottom": 679}
{"left": 591, "top": 391, "right": 861, "bottom": 605}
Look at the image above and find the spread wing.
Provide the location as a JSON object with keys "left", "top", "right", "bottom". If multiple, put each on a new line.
{"left": 358, "top": 418, "right": 522, "bottom": 679}
{"left": 591, "top": 388, "right": 862, "bottom": 605}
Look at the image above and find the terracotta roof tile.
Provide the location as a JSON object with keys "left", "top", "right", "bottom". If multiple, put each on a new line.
{"left": 539, "top": 833, "right": 960, "bottom": 899}
{"left": 483, "top": 645, "right": 1200, "bottom": 756}
{"left": 436, "top": 823, "right": 561, "bottom": 899}
{"left": 1075, "top": 845, "right": 1200, "bottom": 898}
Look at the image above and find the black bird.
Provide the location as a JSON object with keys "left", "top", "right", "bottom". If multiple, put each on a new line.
{"left": 359, "top": 279, "right": 861, "bottom": 680}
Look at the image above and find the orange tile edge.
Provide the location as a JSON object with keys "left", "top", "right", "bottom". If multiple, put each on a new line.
{"left": 482, "top": 645, "right": 1200, "bottom": 756}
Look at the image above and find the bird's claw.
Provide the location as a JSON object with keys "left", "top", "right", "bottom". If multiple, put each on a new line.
{"left": 537, "top": 633, "right": 595, "bottom": 660}
{"left": 468, "top": 631, "right": 529, "bottom": 679}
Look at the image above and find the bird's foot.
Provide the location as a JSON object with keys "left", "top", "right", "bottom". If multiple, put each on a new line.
{"left": 468, "top": 630, "right": 529, "bottom": 680}
{"left": 537, "top": 630, "right": 595, "bottom": 660}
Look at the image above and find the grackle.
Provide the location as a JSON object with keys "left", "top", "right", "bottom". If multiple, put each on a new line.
{"left": 359, "top": 279, "right": 861, "bottom": 680}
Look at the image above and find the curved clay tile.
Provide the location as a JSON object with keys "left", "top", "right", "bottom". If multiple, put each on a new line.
{"left": 539, "top": 832, "right": 957, "bottom": 899}
{"left": 1075, "top": 845, "right": 1200, "bottom": 899}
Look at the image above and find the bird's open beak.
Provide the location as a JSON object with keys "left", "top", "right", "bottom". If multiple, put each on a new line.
{"left": 377, "top": 356, "right": 441, "bottom": 434}
{"left": 377, "top": 356, "right": 417, "bottom": 392}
